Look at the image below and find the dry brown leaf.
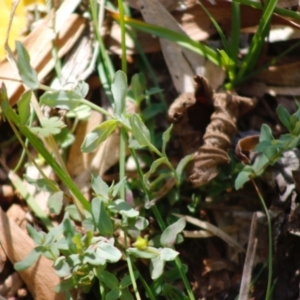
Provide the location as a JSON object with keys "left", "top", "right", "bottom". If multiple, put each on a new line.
{"left": 169, "top": 76, "right": 256, "bottom": 187}
{"left": 168, "top": 75, "right": 214, "bottom": 155}
{"left": 126, "top": 0, "right": 191, "bottom": 10}
{"left": 0, "top": 11, "right": 86, "bottom": 106}
{"left": 123, "top": 1, "right": 300, "bottom": 46}
{"left": 0, "top": 208, "right": 68, "bottom": 300}
{"left": 255, "top": 61, "right": 300, "bottom": 87}
{"left": 67, "top": 110, "right": 103, "bottom": 178}
{"left": 235, "top": 135, "right": 259, "bottom": 164}
{"left": 138, "top": 0, "right": 199, "bottom": 92}
{"left": 6, "top": 204, "right": 27, "bottom": 230}
{"left": 202, "top": 258, "right": 238, "bottom": 275}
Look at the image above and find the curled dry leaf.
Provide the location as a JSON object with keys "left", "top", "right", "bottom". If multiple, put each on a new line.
{"left": 169, "top": 76, "right": 256, "bottom": 187}
{"left": 202, "top": 258, "right": 238, "bottom": 275}
{"left": 235, "top": 135, "right": 259, "bottom": 164}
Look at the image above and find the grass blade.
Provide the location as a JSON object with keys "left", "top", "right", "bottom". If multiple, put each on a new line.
{"left": 236, "top": 0, "right": 278, "bottom": 81}
{"left": 109, "top": 11, "right": 221, "bottom": 67}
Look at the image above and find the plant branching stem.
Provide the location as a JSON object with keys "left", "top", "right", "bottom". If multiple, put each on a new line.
{"left": 130, "top": 149, "right": 195, "bottom": 300}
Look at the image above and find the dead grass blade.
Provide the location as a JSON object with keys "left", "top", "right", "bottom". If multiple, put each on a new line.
{"left": 173, "top": 213, "right": 245, "bottom": 252}
{"left": 238, "top": 212, "right": 258, "bottom": 300}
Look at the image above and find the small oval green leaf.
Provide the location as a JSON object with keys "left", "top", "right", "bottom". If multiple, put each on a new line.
{"left": 81, "top": 119, "right": 119, "bottom": 153}
{"left": 16, "top": 41, "right": 39, "bottom": 89}
{"left": 111, "top": 71, "right": 127, "bottom": 116}
{"left": 91, "top": 198, "right": 113, "bottom": 236}
{"left": 160, "top": 218, "right": 186, "bottom": 247}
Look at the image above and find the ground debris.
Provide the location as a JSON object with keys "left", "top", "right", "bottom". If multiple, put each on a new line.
{"left": 169, "top": 76, "right": 256, "bottom": 187}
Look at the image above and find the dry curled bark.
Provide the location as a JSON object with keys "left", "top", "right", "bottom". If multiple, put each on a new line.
{"left": 168, "top": 76, "right": 256, "bottom": 187}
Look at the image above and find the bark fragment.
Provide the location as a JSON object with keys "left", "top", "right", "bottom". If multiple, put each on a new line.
{"left": 168, "top": 76, "right": 256, "bottom": 187}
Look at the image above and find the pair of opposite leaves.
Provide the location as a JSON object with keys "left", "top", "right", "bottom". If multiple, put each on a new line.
{"left": 168, "top": 76, "right": 256, "bottom": 187}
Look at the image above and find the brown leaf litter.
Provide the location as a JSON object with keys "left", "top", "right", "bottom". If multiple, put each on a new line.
{"left": 168, "top": 75, "right": 257, "bottom": 187}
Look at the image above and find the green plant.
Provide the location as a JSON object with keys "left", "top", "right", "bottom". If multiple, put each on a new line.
{"left": 0, "top": 39, "right": 197, "bottom": 299}
{"left": 235, "top": 105, "right": 300, "bottom": 189}
{"left": 232, "top": 104, "right": 300, "bottom": 300}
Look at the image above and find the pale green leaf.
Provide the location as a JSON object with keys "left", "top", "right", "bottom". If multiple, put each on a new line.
{"left": 176, "top": 154, "right": 193, "bottom": 180}
{"left": 277, "top": 105, "right": 291, "bottom": 131}
{"left": 53, "top": 256, "right": 71, "bottom": 278}
{"left": 15, "top": 41, "right": 39, "bottom": 89}
{"left": 129, "top": 113, "right": 151, "bottom": 148}
{"left": 159, "top": 248, "right": 179, "bottom": 261}
{"left": 131, "top": 73, "right": 145, "bottom": 103}
{"left": 127, "top": 247, "right": 158, "bottom": 259}
{"left": 30, "top": 117, "right": 65, "bottom": 137}
{"left": 48, "top": 191, "right": 64, "bottom": 215}
{"left": 98, "top": 270, "right": 119, "bottom": 289}
{"left": 81, "top": 119, "right": 119, "bottom": 153}
{"left": 17, "top": 91, "right": 31, "bottom": 126}
{"left": 91, "top": 198, "right": 113, "bottom": 236}
{"left": 96, "top": 241, "right": 122, "bottom": 263}
{"left": 108, "top": 199, "right": 139, "bottom": 218}
{"left": 235, "top": 169, "right": 252, "bottom": 190}
{"left": 160, "top": 218, "right": 186, "bottom": 247}
{"left": 74, "top": 81, "right": 89, "bottom": 98}
{"left": 111, "top": 70, "right": 127, "bottom": 116}
{"left": 24, "top": 175, "right": 58, "bottom": 193}
{"left": 40, "top": 90, "right": 82, "bottom": 110}
{"left": 259, "top": 124, "right": 274, "bottom": 142}
{"left": 162, "top": 124, "right": 173, "bottom": 155}
{"left": 120, "top": 273, "right": 138, "bottom": 289}
{"left": 91, "top": 174, "right": 109, "bottom": 199}
{"left": 150, "top": 256, "right": 164, "bottom": 279}
{"left": 144, "top": 157, "right": 168, "bottom": 182}
{"left": 26, "top": 223, "right": 45, "bottom": 245}
{"left": 83, "top": 250, "right": 106, "bottom": 266}
{"left": 14, "top": 248, "right": 42, "bottom": 271}
{"left": 66, "top": 104, "right": 91, "bottom": 120}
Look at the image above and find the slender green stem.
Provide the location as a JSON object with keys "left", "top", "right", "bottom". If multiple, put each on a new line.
{"left": 126, "top": 252, "right": 141, "bottom": 300}
{"left": 117, "top": 0, "right": 127, "bottom": 74}
{"left": 251, "top": 179, "right": 272, "bottom": 300}
{"left": 116, "top": 0, "right": 128, "bottom": 202}
{"left": 231, "top": 1, "right": 240, "bottom": 76}
{"left": 130, "top": 149, "right": 195, "bottom": 300}
{"left": 80, "top": 99, "right": 114, "bottom": 119}
{"left": 119, "top": 128, "right": 127, "bottom": 200}
{"left": 236, "top": 0, "right": 300, "bottom": 20}
{"left": 227, "top": 38, "right": 300, "bottom": 88}
{"left": 132, "top": 267, "right": 156, "bottom": 300}
{"left": 123, "top": 219, "right": 141, "bottom": 300}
